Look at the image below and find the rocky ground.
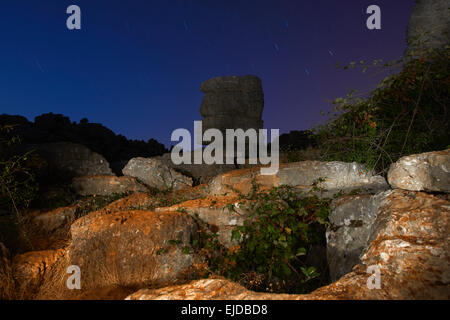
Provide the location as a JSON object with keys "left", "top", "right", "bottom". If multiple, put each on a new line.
{"left": 0, "top": 148, "right": 448, "bottom": 300}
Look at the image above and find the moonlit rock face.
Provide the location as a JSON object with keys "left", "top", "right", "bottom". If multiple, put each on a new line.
{"left": 388, "top": 149, "right": 450, "bottom": 192}
{"left": 122, "top": 157, "right": 193, "bottom": 191}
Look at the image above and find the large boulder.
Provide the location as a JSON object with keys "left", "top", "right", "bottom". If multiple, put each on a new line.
{"left": 25, "top": 142, "right": 113, "bottom": 179}
{"left": 123, "top": 157, "right": 193, "bottom": 191}
{"left": 157, "top": 152, "right": 238, "bottom": 184}
{"left": 12, "top": 249, "right": 65, "bottom": 299}
{"left": 0, "top": 243, "right": 14, "bottom": 300}
{"left": 388, "top": 149, "right": 450, "bottom": 192}
{"left": 72, "top": 175, "right": 148, "bottom": 196}
{"left": 26, "top": 205, "right": 78, "bottom": 250}
{"left": 326, "top": 192, "right": 387, "bottom": 282}
{"left": 209, "top": 161, "right": 388, "bottom": 197}
{"left": 155, "top": 195, "right": 248, "bottom": 247}
{"left": 127, "top": 189, "right": 450, "bottom": 300}
{"left": 64, "top": 209, "right": 202, "bottom": 292}
{"left": 200, "top": 75, "right": 264, "bottom": 135}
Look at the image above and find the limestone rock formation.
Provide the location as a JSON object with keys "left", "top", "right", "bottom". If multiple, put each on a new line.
{"left": 388, "top": 149, "right": 450, "bottom": 192}
{"left": 326, "top": 192, "right": 387, "bottom": 282}
{"left": 12, "top": 249, "right": 65, "bottom": 299}
{"left": 127, "top": 189, "right": 450, "bottom": 300}
{"left": 123, "top": 157, "right": 193, "bottom": 191}
{"left": 406, "top": 0, "right": 450, "bottom": 57}
{"left": 155, "top": 195, "right": 248, "bottom": 247}
{"left": 64, "top": 210, "right": 202, "bottom": 292}
{"left": 157, "top": 152, "right": 238, "bottom": 184}
{"left": 72, "top": 175, "right": 148, "bottom": 196}
{"left": 26, "top": 205, "right": 78, "bottom": 250}
{"left": 209, "top": 161, "right": 388, "bottom": 197}
{"left": 199, "top": 75, "right": 264, "bottom": 135}
{"left": 25, "top": 142, "right": 113, "bottom": 179}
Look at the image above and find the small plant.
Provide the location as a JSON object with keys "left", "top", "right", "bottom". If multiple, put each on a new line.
{"left": 198, "top": 184, "right": 331, "bottom": 294}
{"left": 0, "top": 125, "right": 44, "bottom": 251}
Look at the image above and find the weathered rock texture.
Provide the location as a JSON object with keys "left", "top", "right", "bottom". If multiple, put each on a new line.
{"left": 0, "top": 243, "right": 14, "bottom": 300}
{"left": 64, "top": 210, "right": 202, "bottom": 292}
{"left": 123, "top": 157, "right": 192, "bottom": 191}
{"left": 127, "top": 189, "right": 450, "bottom": 300}
{"left": 26, "top": 205, "right": 78, "bottom": 250}
{"left": 72, "top": 175, "right": 148, "bottom": 196}
{"left": 156, "top": 195, "right": 248, "bottom": 247}
{"left": 26, "top": 142, "right": 113, "bottom": 178}
{"left": 388, "top": 149, "right": 450, "bottom": 192}
{"left": 326, "top": 192, "right": 386, "bottom": 282}
{"left": 406, "top": 0, "right": 450, "bottom": 57}
{"left": 200, "top": 75, "right": 264, "bottom": 135}
{"left": 12, "top": 249, "right": 65, "bottom": 299}
{"left": 209, "top": 161, "right": 388, "bottom": 197}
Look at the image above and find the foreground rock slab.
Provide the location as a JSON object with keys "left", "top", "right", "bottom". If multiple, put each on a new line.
{"left": 123, "top": 157, "right": 193, "bottom": 191}
{"left": 12, "top": 249, "right": 65, "bottom": 299}
{"left": 156, "top": 195, "right": 247, "bottom": 247}
{"left": 26, "top": 205, "right": 78, "bottom": 250}
{"left": 388, "top": 149, "right": 450, "bottom": 192}
{"left": 209, "top": 161, "right": 388, "bottom": 196}
{"left": 128, "top": 190, "right": 449, "bottom": 300}
{"left": 72, "top": 175, "right": 148, "bottom": 196}
{"left": 157, "top": 152, "right": 238, "bottom": 184}
{"left": 65, "top": 210, "right": 202, "bottom": 291}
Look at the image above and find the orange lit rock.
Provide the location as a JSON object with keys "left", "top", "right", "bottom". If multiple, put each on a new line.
{"left": 12, "top": 249, "right": 65, "bottom": 299}
{"left": 66, "top": 210, "right": 202, "bottom": 291}
{"left": 127, "top": 190, "right": 449, "bottom": 300}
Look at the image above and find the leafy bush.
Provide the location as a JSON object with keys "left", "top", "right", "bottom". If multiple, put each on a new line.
{"left": 314, "top": 45, "right": 449, "bottom": 174}
{"left": 0, "top": 125, "right": 43, "bottom": 217}
{"left": 199, "top": 184, "right": 331, "bottom": 294}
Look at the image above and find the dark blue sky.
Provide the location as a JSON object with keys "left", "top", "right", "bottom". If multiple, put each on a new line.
{"left": 0, "top": 0, "right": 415, "bottom": 147}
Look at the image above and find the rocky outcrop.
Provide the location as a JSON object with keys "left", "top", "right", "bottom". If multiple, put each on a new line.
{"left": 406, "top": 0, "right": 450, "bottom": 57}
{"left": 388, "top": 149, "right": 450, "bottom": 192}
{"left": 127, "top": 189, "right": 450, "bottom": 300}
{"left": 326, "top": 192, "right": 386, "bottom": 282}
{"left": 156, "top": 195, "right": 248, "bottom": 247}
{"left": 26, "top": 142, "right": 113, "bottom": 179}
{"left": 0, "top": 243, "right": 14, "bottom": 300}
{"left": 64, "top": 209, "right": 202, "bottom": 292}
{"left": 157, "top": 152, "right": 238, "bottom": 184}
{"left": 123, "top": 157, "right": 193, "bottom": 191}
{"left": 209, "top": 161, "right": 388, "bottom": 197}
{"left": 199, "top": 75, "right": 264, "bottom": 135}
{"left": 72, "top": 175, "right": 148, "bottom": 196}
{"left": 26, "top": 205, "right": 78, "bottom": 250}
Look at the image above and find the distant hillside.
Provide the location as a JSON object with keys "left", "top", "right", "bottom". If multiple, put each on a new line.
{"left": 0, "top": 113, "right": 168, "bottom": 163}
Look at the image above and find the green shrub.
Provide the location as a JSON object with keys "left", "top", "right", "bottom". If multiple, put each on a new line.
{"left": 0, "top": 125, "right": 43, "bottom": 217}
{"left": 200, "top": 184, "right": 331, "bottom": 294}
{"left": 315, "top": 46, "right": 449, "bottom": 174}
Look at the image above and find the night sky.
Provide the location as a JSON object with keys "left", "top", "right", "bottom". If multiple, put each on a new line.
{"left": 0, "top": 0, "right": 415, "bottom": 147}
